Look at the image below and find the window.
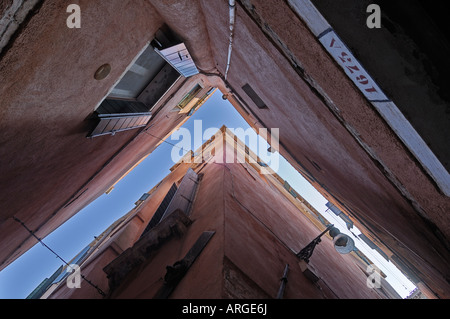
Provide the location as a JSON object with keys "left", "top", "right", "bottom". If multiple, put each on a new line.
{"left": 134, "top": 192, "right": 151, "bottom": 206}
{"left": 88, "top": 42, "right": 165, "bottom": 138}
{"left": 88, "top": 26, "right": 200, "bottom": 138}
{"left": 283, "top": 180, "right": 298, "bottom": 198}
{"left": 89, "top": 99, "right": 152, "bottom": 138}
{"left": 242, "top": 83, "right": 268, "bottom": 109}
{"left": 109, "top": 45, "right": 167, "bottom": 100}
{"left": 325, "top": 202, "right": 343, "bottom": 216}
{"left": 155, "top": 43, "right": 199, "bottom": 78}
{"left": 177, "top": 84, "right": 203, "bottom": 109}
{"left": 176, "top": 85, "right": 214, "bottom": 114}
{"left": 140, "top": 183, "right": 178, "bottom": 238}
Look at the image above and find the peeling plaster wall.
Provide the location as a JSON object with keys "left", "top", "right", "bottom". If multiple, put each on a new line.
{"left": 0, "top": 0, "right": 41, "bottom": 55}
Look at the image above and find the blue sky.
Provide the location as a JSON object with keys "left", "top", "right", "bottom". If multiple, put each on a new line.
{"left": 0, "top": 91, "right": 256, "bottom": 299}
{"left": 0, "top": 91, "right": 415, "bottom": 299}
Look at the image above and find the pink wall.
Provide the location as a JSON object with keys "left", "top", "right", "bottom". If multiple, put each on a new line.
{"left": 100, "top": 145, "right": 381, "bottom": 299}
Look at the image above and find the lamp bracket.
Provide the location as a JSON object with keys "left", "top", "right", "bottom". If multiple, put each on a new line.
{"left": 296, "top": 224, "right": 334, "bottom": 263}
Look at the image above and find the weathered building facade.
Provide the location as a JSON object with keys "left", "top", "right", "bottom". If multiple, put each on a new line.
{"left": 32, "top": 128, "right": 386, "bottom": 299}
{"left": 1, "top": 0, "right": 449, "bottom": 298}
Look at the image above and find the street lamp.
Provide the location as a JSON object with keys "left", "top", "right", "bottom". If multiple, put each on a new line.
{"left": 296, "top": 224, "right": 355, "bottom": 263}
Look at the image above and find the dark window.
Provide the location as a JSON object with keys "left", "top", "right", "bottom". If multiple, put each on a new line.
{"left": 139, "top": 193, "right": 151, "bottom": 201}
{"left": 258, "top": 161, "right": 268, "bottom": 167}
{"left": 89, "top": 111, "right": 152, "bottom": 138}
{"left": 242, "top": 83, "right": 268, "bottom": 109}
{"left": 135, "top": 192, "right": 151, "bottom": 206}
{"left": 325, "top": 202, "right": 343, "bottom": 216}
{"left": 88, "top": 27, "right": 190, "bottom": 138}
{"left": 88, "top": 98, "right": 152, "bottom": 137}
{"left": 177, "top": 84, "right": 203, "bottom": 109}
{"left": 109, "top": 45, "right": 167, "bottom": 100}
{"left": 283, "top": 180, "right": 297, "bottom": 198}
{"left": 140, "top": 183, "right": 178, "bottom": 238}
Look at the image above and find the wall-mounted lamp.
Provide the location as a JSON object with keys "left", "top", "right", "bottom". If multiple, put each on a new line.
{"left": 296, "top": 224, "right": 355, "bottom": 263}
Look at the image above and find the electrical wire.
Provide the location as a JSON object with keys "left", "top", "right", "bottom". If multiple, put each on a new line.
{"left": 7, "top": 131, "right": 182, "bottom": 298}
{"left": 12, "top": 217, "right": 106, "bottom": 297}
{"left": 143, "top": 130, "right": 193, "bottom": 155}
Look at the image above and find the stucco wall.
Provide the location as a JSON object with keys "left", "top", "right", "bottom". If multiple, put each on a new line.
{"left": 103, "top": 145, "right": 381, "bottom": 299}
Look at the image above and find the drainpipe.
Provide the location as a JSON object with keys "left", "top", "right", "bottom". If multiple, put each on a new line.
{"left": 224, "top": 0, "right": 236, "bottom": 81}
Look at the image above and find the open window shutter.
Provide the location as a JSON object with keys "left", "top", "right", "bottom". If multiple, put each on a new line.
{"left": 89, "top": 99, "right": 152, "bottom": 138}
{"left": 89, "top": 112, "right": 152, "bottom": 138}
{"left": 155, "top": 43, "right": 199, "bottom": 78}
{"left": 140, "top": 183, "right": 178, "bottom": 238}
{"left": 160, "top": 168, "right": 199, "bottom": 221}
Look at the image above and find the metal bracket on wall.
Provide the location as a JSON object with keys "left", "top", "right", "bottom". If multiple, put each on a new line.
{"left": 153, "top": 231, "right": 215, "bottom": 299}
{"left": 296, "top": 224, "right": 334, "bottom": 263}
{"left": 276, "top": 264, "right": 290, "bottom": 299}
